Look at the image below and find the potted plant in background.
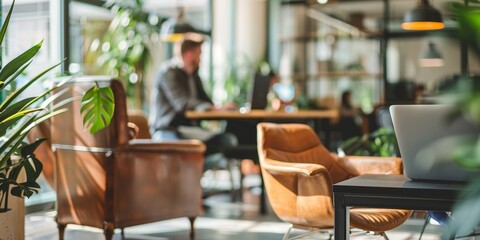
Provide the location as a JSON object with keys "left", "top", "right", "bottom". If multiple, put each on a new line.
{"left": 0, "top": 1, "right": 114, "bottom": 238}
{"left": 86, "top": 0, "right": 162, "bottom": 109}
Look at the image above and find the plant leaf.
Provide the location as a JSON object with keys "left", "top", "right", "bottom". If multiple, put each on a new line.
{"left": 0, "top": 97, "right": 36, "bottom": 122}
{"left": 0, "top": 0, "right": 15, "bottom": 46}
{"left": 0, "top": 61, "right": 62, "bottom": 112}
{"left": 0, "top": 41, "right": 41, "bottom": 85}
{"left": 80, "top": 84, "right": 115, "bottom": 134}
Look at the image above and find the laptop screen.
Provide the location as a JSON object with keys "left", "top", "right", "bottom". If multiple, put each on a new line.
{"left": 390, "top": 104, "right": 480, "bottom": 181}
{"left": 248, "top": 72, "right": 273, "bottom": 110}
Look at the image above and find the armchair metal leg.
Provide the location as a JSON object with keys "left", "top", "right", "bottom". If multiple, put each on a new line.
{"left": 379, "top": 232, "right": 390, "bottom": 240}
{"left": 121, "top": 228, "right": 125, "bottom": 239}
{"left": 283, "top": 225, "right": 332, "bottom": 240}
{"left": 283, "top": 225, "right": 293, "bottom": 240}
{"left": 419, "top": 214, "right": 431, "bottom": 240}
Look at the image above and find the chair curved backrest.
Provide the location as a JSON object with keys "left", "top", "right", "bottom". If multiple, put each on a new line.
{"left": 258, "top": 122, "right": 353, "bottom": 184}
{"left": 257, "top": 122, "right": 411, "bottom": 237}
{"left": 50, "top": 77, "right": 205, "bottom": 240}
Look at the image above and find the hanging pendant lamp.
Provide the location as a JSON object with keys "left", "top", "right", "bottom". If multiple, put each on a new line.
{"left": 402, "top": 0, "right": 444, "bottom": 31}
{"left": 419, "top": 42, "right": 444, "bottom": 67}
{"left": 160, "top": 6, "right": 196, "bottom": 42}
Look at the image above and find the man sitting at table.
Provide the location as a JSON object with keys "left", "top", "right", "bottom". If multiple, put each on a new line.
{"left": 148, "top": 37, "right": 237, "bottom": 170}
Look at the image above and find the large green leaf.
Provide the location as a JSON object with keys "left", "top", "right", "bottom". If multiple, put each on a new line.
{"left": 0, "top": 41, "right": 42, "bottom": 85}
{"left": 80, "top": 85, "right": 115, "bottom": 134}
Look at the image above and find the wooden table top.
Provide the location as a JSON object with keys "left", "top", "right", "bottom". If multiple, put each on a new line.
{"left": 185, "top": 109, "right": 338, "bottom": 120}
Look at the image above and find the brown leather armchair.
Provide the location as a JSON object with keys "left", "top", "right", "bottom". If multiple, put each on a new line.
{"left": 257, "top": 122, "right": 412, "bottom": 239}
{"left": 49, "top": 77, "right": 205, "bottom": 240}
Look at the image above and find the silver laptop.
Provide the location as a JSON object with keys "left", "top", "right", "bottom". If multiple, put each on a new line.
{"left": 390, "top": 105, "right": 480, "bottom": 182}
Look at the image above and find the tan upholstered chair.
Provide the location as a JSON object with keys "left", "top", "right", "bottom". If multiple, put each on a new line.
{"left": 257, "top": 123, "right": 412, "bottom": 239}
{"left": 49, "top": 77, "right": 205, "bottom": 240}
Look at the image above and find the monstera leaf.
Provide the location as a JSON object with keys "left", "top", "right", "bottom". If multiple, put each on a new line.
{"left": 80, "top": 84, "right": 115, "bottom": 134}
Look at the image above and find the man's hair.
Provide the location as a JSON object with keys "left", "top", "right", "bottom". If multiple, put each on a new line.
{"left": 181, "top": 39, "right": 203, "bottom": 56}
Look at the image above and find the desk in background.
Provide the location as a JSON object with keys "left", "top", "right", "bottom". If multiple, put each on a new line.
{"left": 186, "top": 109, "right": 338, "bottom": 146}
{"left": 186, "top": 109, "right": 338, "bottom": 214}
{"left": 185, "top": 109, "right": 338, "bottom": 120}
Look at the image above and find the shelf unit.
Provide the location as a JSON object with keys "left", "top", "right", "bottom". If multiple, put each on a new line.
{"left": 275, "top": 2, "right": 384, "bottom": 108}
{"left": 269, "top": 0, "right": 464, "bottom": 107}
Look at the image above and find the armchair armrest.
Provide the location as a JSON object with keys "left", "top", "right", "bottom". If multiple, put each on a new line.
{"left": 125, "top": 139, "right": 206, "bottom": 154}
{"left": 262, "top": 158, "right": 329, "bottom": 176}
{"left": 127, "top": 122, "right": 139, "bottom": 139}
{"left": 337, "top": 156, "right": 403, "bottom": 176}
{"left": 261, "top": 158, "right": 335, "bottom": 222}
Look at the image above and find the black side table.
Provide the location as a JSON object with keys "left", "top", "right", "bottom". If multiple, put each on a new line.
{"left": 333, "top": 174, "right": 465, "bottom": 240}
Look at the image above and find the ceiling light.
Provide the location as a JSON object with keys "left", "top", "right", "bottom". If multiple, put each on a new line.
{"left": 160, "top": 6, "right": 196, "bottom": 42}
{"left": 419, "top": 42, "right": 444, "bottom": 67}
{"left": 402, "top": 0, "right": 444, "bottom": 31}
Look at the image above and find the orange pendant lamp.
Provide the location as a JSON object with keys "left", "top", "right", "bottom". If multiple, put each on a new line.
{"left": 402, "top": 0, "right": 444, "bottom": 31}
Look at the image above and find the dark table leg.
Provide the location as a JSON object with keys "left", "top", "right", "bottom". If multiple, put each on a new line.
{"left": 259, "top": 171, "right": 267, "bottom": 215}
{"left": 334, "top": 194, "right": 349, "bottom": 240}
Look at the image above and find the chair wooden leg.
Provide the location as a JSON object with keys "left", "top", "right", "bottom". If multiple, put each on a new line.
{"left": 103, "top": 221, "right": 115, "bottom": 240}
{"left": 228, "top": 158, "right": 237, "bottom": 202}
{"left": 188, "top": 216, "right": 196, "bottom": 239}
{"left": 57, "top": 223, "right": 66, "bottom": 240}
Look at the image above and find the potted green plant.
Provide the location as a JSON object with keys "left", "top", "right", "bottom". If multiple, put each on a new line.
{"left": 337, "top": 128, "right": 398, "bottom": 157}
{"left": 0, "top": 1, "right": 114, "bottom": 238}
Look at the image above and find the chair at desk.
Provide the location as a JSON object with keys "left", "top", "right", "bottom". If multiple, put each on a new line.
{"left": 257, "top": 122, "right": 412, "bottom": 239}
{"left": 50, "top": 78, "right": 205, "bottom": 240}
{"left": 223, "top": 119, "right": 265, "bottom": 210}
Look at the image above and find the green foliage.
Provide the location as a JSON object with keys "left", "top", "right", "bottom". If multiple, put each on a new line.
{"left": 81, "top": 84, "right": 115, "bottom": 134}
{"left": 221, "top": 54, "right": 254, "bottom": 107}
{"left": 337, "top": 128, "right": 398, "bottom": 157}
{"left": 0, "top": 1, "right": 115, "bottom": 213}
{"left": 89, "top": 0, "right": 162, "bottom": 104}
{"left": 446, "top": 0, "right": 480, "bottom": 237}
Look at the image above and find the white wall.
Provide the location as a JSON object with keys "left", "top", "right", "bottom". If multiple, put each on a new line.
{"left": 211, "top": 0, "right": 268, "bottom": 104}
{"left": 213, "top": 0, "right": 267, "bottom": 66}
{"left": 236, "top": 0, "right": 267, "bottom": 65}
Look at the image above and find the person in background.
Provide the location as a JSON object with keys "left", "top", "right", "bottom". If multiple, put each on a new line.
{"left": 148, "top": 38, "right": 237, "bottom": 170}
{"left": 414, "top": 84, "right": 426, "bottom": 104}
{"left": 338, "top": 90, "right": 363, "bottom": 140}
